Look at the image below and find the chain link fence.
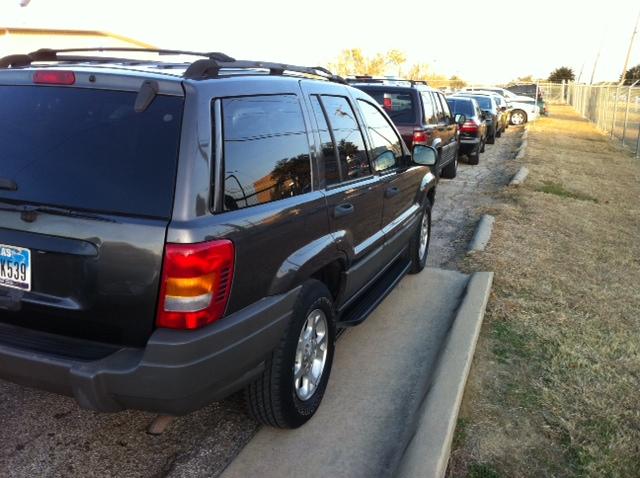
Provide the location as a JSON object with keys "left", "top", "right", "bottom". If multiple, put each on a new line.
{"left": 553, "top": 81, "right": 640, "bottom": 157}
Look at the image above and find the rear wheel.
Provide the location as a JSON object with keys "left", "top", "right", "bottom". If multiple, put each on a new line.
{"left": 468, "top": 143, "right": 480, "bottom": 165}
{"left": 511, "top": 110, "right": 527, "bottom": 125}
{"left": 408, "top": 201, "right": 432, "bottom": 274}
{"left": 487, "top": 128, "right": 496, "bottom": 144}
{"left": 440, "top": 150, "right": 458, "bottom": 179}
{"left": 245, "top": 280, "right": 335, "bottom": 428}
{"left": 480, "top": 138, "right": 486, "bottom": 153}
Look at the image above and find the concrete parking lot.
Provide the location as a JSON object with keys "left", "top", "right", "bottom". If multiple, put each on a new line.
{"left": 0, "top": 127, "right": 522, "bottom": 478}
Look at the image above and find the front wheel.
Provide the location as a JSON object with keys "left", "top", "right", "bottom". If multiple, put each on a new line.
{"left": 408, "top": 201, "right": 432, "bottom": 274}
{"left": 245, "top": 280, "right": 336, "bottom": 428}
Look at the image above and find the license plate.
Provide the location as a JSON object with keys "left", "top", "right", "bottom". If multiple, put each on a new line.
{"left": 0, "top": 244, "right": 31, "bottom": 291}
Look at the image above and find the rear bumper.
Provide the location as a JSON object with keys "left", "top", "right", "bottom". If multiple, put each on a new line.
{"left": 459, "top": 137, "right": 480, "bottom": 153}
{"left": 0, "top": 287, "right": 298, "bottom": 415}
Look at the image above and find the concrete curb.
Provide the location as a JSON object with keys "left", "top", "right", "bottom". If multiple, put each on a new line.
{"left": 514, "top": 127, "right": 528, "bottom": 160}
{"left": 509, "top": 166, "right": 529, "bottom": 186}
{"left": 467, "top": 214, "right": 495, "bottom": 253}
{"left": 396, "top": 271, "right": 494, "bottom": 478}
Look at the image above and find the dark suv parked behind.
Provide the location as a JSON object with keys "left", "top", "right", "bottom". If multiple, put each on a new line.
{"left": 348, "top": 78, "right": 464, "bottom": 179}
{"left": 0, "top": 48, "right": 440, "bottom": 429}
{"left": 446, "top": 96, "right": 487, "bottom": 164}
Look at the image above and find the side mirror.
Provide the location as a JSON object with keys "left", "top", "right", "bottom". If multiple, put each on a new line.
{"left": 500, "top": 106, "right": 507, "bottom": 112}
{"left": 412, "top": 144, "right": 437, "bottom": 166}
{"left": 454, "top": 113, "right": 466, "bottom": 125}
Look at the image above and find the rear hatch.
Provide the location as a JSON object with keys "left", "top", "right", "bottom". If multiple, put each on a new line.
{"left": 0, "top": 81, "right": 184, "bottom": 347}
{"left": 352, "top": 86, "right": 419, "bottom": 145}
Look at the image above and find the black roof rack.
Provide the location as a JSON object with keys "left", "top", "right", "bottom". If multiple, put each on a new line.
{"left": 183, "top": 59, "right": 346, "bottom": 83}
{"left": 345, "top": 76, "right": 430, "bottom": 87}
{"left": 0, "top": 47, "right": 347, "bottom": 84}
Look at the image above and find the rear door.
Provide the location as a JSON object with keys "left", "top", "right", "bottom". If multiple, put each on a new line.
{"left": 301, "top": 82, "right": 387, "bottom": 302}
{"left": 0, "top": 82, "right": 184, "bottom": 346}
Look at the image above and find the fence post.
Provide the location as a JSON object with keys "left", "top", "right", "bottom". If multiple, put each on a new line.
{"left": 610, "top": 84, "right": 621, "bottom": 139}
{"left": 622, "top": 81, "right": 639, "bottom": 147}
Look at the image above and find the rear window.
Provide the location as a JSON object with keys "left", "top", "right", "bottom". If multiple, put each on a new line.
{"left": 447, "top": 99, "right": 475, "bottom": 117}
{"left": 0, "top": 86, "right": 183, "bottom": 218}
{"left": 470, "top": 96, "right": 493, "bottom": 110}
{"left": 358, "top": 89, "right": 417, "bottom": 125}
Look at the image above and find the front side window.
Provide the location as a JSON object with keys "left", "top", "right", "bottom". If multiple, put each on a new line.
{"left": 433, "top": 92, "right": 444, "bottom": 122}
{"left": 422, "top": 93, "right": 437, "bottom": 124}
{"left": 438, "top": 93, "right": 452, "bottom": 122}
{"left": 222, "top": 95, "right": 311, "bottom": 211}
{"left": 321, "top": 95, "right": 370, "bottom": 181}
{"left": 357, "top": 100, "right": 403, "bottom": 172}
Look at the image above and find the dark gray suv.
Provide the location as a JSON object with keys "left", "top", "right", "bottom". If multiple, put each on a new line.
{"left": 0, "top": 48, "right": 438, "bottom": 428}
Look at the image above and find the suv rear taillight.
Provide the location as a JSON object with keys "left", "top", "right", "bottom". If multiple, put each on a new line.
{"left": 460, "top": 121, "right": 479, "bottom": 133}
{"left": 413, "top": 129, "right": 429, "bottom": 144}
{"left": 156, "top": 240, "right": 235, "bottom": 330}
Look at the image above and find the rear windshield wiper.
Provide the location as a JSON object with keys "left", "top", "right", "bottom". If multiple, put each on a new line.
{"left": 0, "top": 203, "right": 115, "bottom": 222}
{"left": 0, "top": 178, "right": 18, "bottom": 191}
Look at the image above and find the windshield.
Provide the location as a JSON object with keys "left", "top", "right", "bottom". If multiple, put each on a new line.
{"left": 0, "top": 85, "right": 183, "bottom": 218}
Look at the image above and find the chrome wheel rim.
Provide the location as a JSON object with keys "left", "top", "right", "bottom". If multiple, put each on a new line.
{"left": 294, "top": 309, "right": 328, "bottom": 401}
{"left": 418, "top": 210, "right": 429, "bottom": 260}
{"left": 512, "top": 112, "right": 525, "bottom": 125}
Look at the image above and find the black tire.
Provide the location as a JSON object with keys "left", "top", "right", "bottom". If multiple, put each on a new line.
{"left": 510, "top": 109, "right": 527, "bottom": 125}
{"left": 468, "top": 144, "right": 480, "bottom": 165}
{"left": 480, "top": 138, "right": 486, "bottom": 153}
{"left": 487, "top": 129, "right": 496, "bottom": 144}
{"left": 408, "top": 201, "right": 432, "bottom": 274}
{"left": 245, "top": 280, "right": 336, "bottom": 428}
{"left": 496, "top": 126, "right": 502, "bottom": 138}
{"left": 440, "top": 150, "right": 458, "bottom": 179}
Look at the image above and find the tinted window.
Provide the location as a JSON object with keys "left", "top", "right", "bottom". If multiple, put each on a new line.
{"left": 310, "top": 95, "right": 343, "bottom": 185}
{"left": 0, "top": 86, "right": 182, "bottom": 218}
{"left": 433, "top": 93, "right": 444, "bottom": 122}
{"left": 422, "top": 93, "right": 437, "bottom": 124}
{"left": 222, "top": 95, "right": 311, "bottom": 211}
{"left": 447, "top": 99, "right": 475, "bottom": 117}
{"left": 358, "top": 100, "right": 403, "bottom": 172}
{"left": 321, "top": 95, "right": 370, "bottom": 181}
{"left": 438, "top": 93, "right": 452, "bottom": 121}
{"left": 471, "top": 96, "right": 494, "bottom": 110}
{"left": 356, "top": 88, "right": 417, "bottom": 125}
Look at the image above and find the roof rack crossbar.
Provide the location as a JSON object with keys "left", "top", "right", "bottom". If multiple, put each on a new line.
{"left": 183, "top": 59, "right": 347, "bottom": 84}
{"left": 0, "top": 47, "right": 236, "bottom": 69}
{"left": 0, "top": 47, "right": 347, "bottom": 84}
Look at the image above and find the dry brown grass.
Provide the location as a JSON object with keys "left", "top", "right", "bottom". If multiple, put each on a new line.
{"left": 448, "top": 105, "right": 640, "bottom": 478}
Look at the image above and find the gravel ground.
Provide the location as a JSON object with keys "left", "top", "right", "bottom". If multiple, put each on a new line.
{"left": 0, "top": 127, "right": 522, "bottom": 478}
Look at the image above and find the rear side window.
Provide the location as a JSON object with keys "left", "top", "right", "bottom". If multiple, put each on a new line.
{"left": 0, "top": 86, "right": 183, "bottom": 218}
{"left": 320, "top": 95, "right": 370, "bottom": 182}
{"left": 357, "top": 89, "right": 417, "bottom": 125}
{"left": 222, "top": 95, "right": 311, "bottom": 211}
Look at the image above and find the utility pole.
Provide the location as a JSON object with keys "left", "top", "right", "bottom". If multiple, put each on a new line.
{"left": 620, "top": 8, "right": 640, "bottom": 85}
{"left": 589, "top": 48, "right": 601, "bottom": 85}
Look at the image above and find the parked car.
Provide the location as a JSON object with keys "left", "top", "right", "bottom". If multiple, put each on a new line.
{"left": 461, "top": 90, "right": 510, "bottom": 133}
{"left": 506, "top": 84, "right": 548, "bottom": 116}
{"left": 348, "top": 77, "right": 465, "bottom": 179}
{"left": 0, "top": 48, "right": 441, "bottom": 429}
{"left": 446, "top": 96, "right": 487, "bottom": 165}
{"left": 452, "top": 93, "right": 501, "bottom": 143}
{"left": 461, "top": 86, "right": 540, "bottom": 124}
